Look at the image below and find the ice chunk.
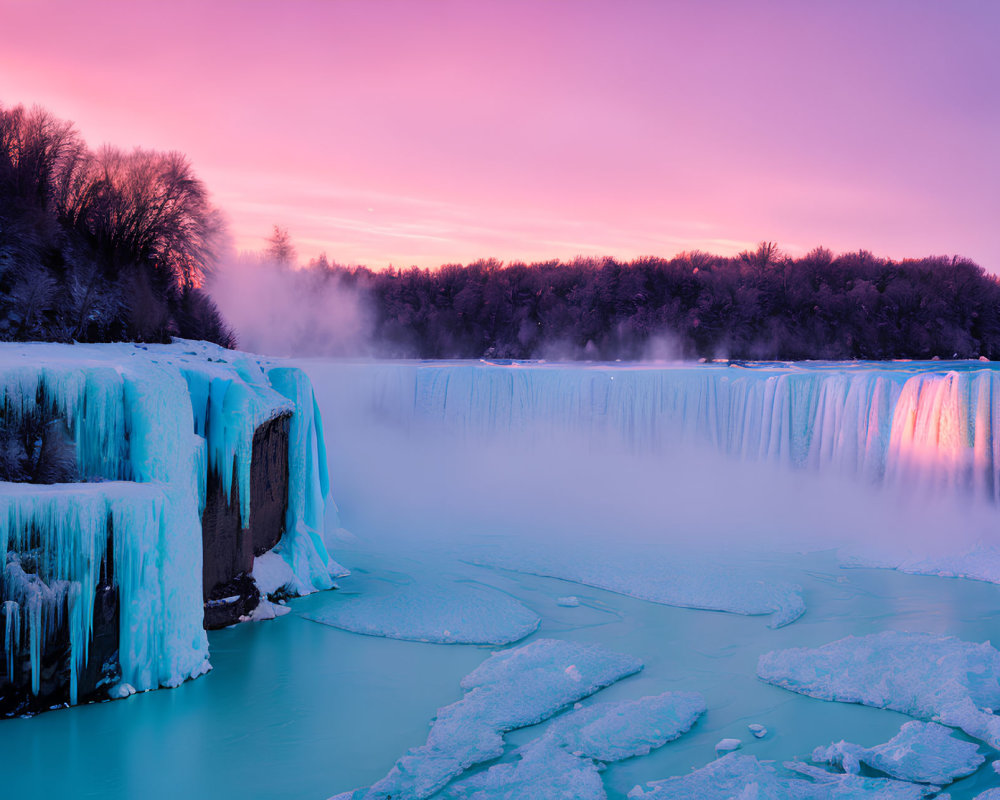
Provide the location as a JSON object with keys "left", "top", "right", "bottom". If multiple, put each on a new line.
{"left": 758, "top": 632, "right": 1000, "bottom": 748}
{"left": 445, "top": 691, "right": 704, "bottom": 800}
{"left": 974, "top": 791, "right": 1000, "bottom": 800}
{"left": 628, "top": 753, "right": 937, "bottom": 799}
{"left": 812, "top": 721, "right": 983, "bottom": 785}
{"left": 539, "top": 690, "right": 706, "bottom": 762}
{"left": 299, "top": 579, "right": 539, "bottom": 645}
{"left": 444, "top": 742, "right": 605, "bottom": 800}
{"left": 715, "top": 737, "right": 742, "bottom": 754}
{"left": 556, "top": 596, "right": 581, "bottom": 607}
{"left": 340, "top": 638, "right": 642, "bottom": 800}
{"left": 749, "top": 723, "right": 768, "bottom": 738}
{"left": 247, "top": 599, "right": 292, "bottom": 622}
{"left": 108, "top": 682, "right": 135, "bottom": 699}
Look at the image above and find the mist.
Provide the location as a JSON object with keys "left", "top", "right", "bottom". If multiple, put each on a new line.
{"left": 304, "top": 360, "right": 999, "bottom": 585}
{"left": 206, "top": 254, "right": 375, "bottom": 357}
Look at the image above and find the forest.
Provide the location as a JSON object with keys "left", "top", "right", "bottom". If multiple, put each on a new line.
{"left": 290, "top": 246, "right": 1000, "bottom": 361}
{"left": 0, "top": 103, "right": 233, "bottom": 345}
{"left": 4, "top": 101, "right": 999, "bottom": 361}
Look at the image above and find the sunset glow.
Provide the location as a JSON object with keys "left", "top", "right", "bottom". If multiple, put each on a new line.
{"left": 1, "top": 0, "right": 997, "bottom": 269}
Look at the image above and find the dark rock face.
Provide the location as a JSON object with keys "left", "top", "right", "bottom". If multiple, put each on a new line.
{"left": 203, "top": 573, "right": 261, "bottom": 629}
{"left": 201, "top": 412, "right": 290, "bottom": 628}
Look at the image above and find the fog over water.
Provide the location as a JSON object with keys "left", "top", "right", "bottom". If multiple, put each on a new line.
{"left": 306, "top": 359, "right": 1000, "bottom": 577}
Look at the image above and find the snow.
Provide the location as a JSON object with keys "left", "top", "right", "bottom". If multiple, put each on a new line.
{"left": 974, "top": 791, "right": 1000, "bottom": 800}
{"left": 251, "top": 550, "right": 298, "bottom": 598}
{"left": 335, "top": 638, "right": 643, "bottom": 800}
{"left": 758, "top": 632, "right": 1000, "bottom": 749}
{"left": 0, "top": 340, "right": 341, "bottom": 704}
{"left": 812, "top": 721, "right": 984, "bottom": 785}
{"left": 298, "top": 578, "right": 539, "bottom": 645}
{"left": 628, "top": 753, "right": 938, "bottom": 799}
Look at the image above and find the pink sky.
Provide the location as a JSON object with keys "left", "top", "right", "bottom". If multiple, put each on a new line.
{"left": 1, "top": 0, "right": 997, "bottom": 270}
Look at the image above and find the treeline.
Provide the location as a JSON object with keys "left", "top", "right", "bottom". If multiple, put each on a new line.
{"left": 0, "top": 103, "right": 233, "bottom": 345}
{"left": 300, "top": 245, "right": 1000, "bottom": 360}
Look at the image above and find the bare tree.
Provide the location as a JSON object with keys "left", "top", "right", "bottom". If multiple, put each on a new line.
{"left": 265, "top": 225, "right": 296, "bottom": 266}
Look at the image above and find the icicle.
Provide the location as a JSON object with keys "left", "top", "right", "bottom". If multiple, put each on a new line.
{"left": 3, "top": 599, "right": 19, "bottom": 679}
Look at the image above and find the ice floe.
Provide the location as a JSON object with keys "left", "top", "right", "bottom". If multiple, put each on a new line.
{"left": 444, "top": 691, "right": 705, "bottom": 800}
{"left": 332, "top": 638, "right": 642, "bottom": 800}
{"left": 758, "top": 632, "right": 1000, "bottom": 749}
{"left": 627, "top": 753, "right": 937, "bottom": 799}
{"left": 298, "top": 578, "right": 539, "bottom": 645}
{"left": 812, "top": 720, "right": 984, "bottom": 785}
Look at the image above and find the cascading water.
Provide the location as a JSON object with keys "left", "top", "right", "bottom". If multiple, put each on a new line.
{"left": 320, "top": 360, "right": 1000, "bottom": 504}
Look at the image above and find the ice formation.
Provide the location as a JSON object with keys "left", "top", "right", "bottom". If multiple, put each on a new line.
{"left": 715, "top": 737, "right": 742, "bottom": 753}
{"left": 0, "top": 340, "right": 339, "bottom": 706}
{"left": 444, "top": 742, "right": 605, "bottom": 800}
{"left": 476, "top": 549, "right": 805, "bottom": 628}
{"left": 627, "top": 753, "right": 937, "bottom": 799}
{"left": 812, "top": 721, "right": 984, "bottom": 785}
{"left": 444, "top": 690, "right": 705, "bottom": 800}
{"left": 537, "top": 690, "right": 706, "bottom": 761}
{"left": 758, "top": 632, "right": 1000, "bottom": 749}
{"left": 749, "top": 723, "right": 768, "bottom": 738}
{"left": 332, "top": 638, "right": 643, "bottom": 800}
{"left": 298, "top": 578, "right": 539, "bottom": 645}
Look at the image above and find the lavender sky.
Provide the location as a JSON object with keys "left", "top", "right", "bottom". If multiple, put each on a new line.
{"left": 1, "top": 0, "right": 997, "bottom": 270}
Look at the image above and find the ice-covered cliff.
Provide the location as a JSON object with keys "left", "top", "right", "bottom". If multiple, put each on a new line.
{"left": 0, "top": 340, "right": 340, "bottom": 714}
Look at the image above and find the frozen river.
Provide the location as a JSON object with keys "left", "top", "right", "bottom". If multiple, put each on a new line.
{"left": 3, "top": 359, "right": 1000, "bottom": 799}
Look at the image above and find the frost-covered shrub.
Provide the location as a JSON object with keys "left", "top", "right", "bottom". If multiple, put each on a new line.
{"left": 0, "top": 405, "right": 78, "bottom": 484}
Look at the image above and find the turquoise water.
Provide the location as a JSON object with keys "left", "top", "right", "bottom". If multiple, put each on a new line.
{"left": 3, "top": 548, "right": 1000, "bottom": 799}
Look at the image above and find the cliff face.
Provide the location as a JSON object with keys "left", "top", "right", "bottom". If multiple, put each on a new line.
{"left": 1, "top": 409, "right": 293, "bottom": 714}
{"left": 0, "top": 341, "right": 338, "bottom": 717}
{"left": 202, "top": 413, "right": 291, "bottom": 629}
